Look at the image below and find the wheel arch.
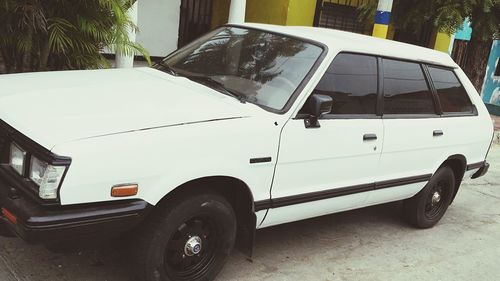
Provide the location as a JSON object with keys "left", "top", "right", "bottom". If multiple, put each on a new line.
{"left": 439, "top": 154, "right": 467, "bottom": 203}
{"left": 154, "top": 176, "right": 257, "bottom": 257}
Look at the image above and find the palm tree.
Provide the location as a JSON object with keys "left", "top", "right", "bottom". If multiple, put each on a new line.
{"left": 0, "top": 0, "right": 150, "bottom": 74}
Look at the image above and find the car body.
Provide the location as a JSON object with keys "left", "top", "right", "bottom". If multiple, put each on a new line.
{"left": 0, "top": 23, "right": 493, "bottom": 280}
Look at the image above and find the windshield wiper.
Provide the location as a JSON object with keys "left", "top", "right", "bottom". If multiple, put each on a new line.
{"left": 154, "top": 61, "right": 179, "bottom": 76}
{"left": 185, "top": 75, "right": 247, "bottom": 104}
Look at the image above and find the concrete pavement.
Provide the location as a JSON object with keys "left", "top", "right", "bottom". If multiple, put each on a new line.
{"left": 1, "top": 146, "right": 499, "bottom": 281}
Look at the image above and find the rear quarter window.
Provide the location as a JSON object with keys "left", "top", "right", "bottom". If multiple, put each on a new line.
{"left": 427, "top": 66, "right": 474, "bottom": 114}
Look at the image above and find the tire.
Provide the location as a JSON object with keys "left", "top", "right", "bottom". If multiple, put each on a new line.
{"left": 133, "top": 192, "right": 236, "bottom": 281}
{"left": 404, "top": 166, "right": 456, "bottom": 229}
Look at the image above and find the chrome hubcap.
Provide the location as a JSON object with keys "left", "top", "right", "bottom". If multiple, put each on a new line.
{"left": 431, "top": 191, "right": 441, "bottom": 206}
{"left": 184, "top": 236, "right": 202, "bottom": 257}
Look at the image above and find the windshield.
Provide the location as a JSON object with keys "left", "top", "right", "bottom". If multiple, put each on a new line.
{"left": 154, "top": 27, "right": 324, "bottom": 111}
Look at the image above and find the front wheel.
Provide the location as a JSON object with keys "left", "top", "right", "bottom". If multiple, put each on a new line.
{"left": 134, "top": 192, "right": 236, "bottom": 281}
{"left": 404, "top": 166, "right": 456, "bottom": 228}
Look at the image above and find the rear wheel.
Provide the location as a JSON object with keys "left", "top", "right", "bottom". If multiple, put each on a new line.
{"left": 404, "top": 166, "right": 456, "bottom": 228}
{"left": 134, "top": 192, "right": 236, "bottom": 281}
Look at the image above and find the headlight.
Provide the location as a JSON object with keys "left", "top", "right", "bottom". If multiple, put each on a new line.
{"left": 29, "top": 156, "right": 67, "bottom": 200}
{"left": 9, "top": 143, "right": 26, "bottom": 175}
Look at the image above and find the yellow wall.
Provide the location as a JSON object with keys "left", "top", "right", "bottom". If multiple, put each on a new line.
{"left": 213, "top": 0, "right": 368, "bottom": 29}
{"left": 433, "top": 32, "right": 452, "bottom": 53}
{"left": 211, "top": 0, "right": 231, "bottom": 28}
{"left": 428, "top": 29, "right": 452, "bottom": 53}
{"left": 286, "top": 0, "right": 316, "bottom": 26}
{"left": 245, "top": 0, "right": 290, "bottom": 25}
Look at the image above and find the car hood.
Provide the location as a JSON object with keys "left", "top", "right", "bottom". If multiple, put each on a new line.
{"left": 0, "top": 68, "right": 255, "bottom": 150}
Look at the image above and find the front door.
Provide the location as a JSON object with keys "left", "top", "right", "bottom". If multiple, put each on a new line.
{"left": 262, "top": 53, "right": 384, "bottom": 227}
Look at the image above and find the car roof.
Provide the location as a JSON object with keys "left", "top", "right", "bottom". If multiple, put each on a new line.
{"left": 232, "top": 23, "right": 458, "bottom": 68}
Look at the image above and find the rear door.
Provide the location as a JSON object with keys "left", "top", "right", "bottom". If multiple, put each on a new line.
{"left": 262, "top": 53, "right": 384, "bottom": 227}
{"left": 425, "top": 66, "right": 488, "bottom": 176}
{"left": 366, "top": 58, "right": 446, "bottom": 205}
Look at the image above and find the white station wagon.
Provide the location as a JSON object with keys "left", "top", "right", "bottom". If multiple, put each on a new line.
{"left": 0, "top": 23, "right": 493, "bottom": 281}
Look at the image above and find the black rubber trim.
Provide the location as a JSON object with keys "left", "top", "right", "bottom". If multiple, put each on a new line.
{"left": 271, "top": 183, "right": 373, "bottom": 209}
{"left": 471, "top": 162, "right": 489, "bottom": 179}
{"left": 374, "top": 174, "right": 432, "bottom": 190}
{"left": 294, "top": 114, "right": 382, "bottom": 120}
{"left": 421, "top": 64, "right": 444, "bottom": 115}
{"left": 249, "top": 157, "right": 272, "bottom": 164}
{"left": 466, "top": 161, "right": 485, "bottom": 171}
{"left": 254, "top": 174, "right": 432, "bottom": 211}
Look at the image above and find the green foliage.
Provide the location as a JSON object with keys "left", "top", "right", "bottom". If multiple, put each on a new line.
{"left": 358, "top": 0, "right": 499, "bottom": 39}
{"left": 0, "top": 0, "right": 150, "bottom": 73}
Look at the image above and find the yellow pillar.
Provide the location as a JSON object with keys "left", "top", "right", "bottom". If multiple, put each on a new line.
{"left": 372, "top": 0, "right": 393, "bottom": 39}
{"left": 433, "top": 32, "right": 452, "bottom": 53}
{"left": 373, "top": 24, "right": 389, "bottom": 38}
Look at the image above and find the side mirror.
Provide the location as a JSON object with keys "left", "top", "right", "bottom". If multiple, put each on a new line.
{"left": 305, "top": 94, "right": 333, "bottom": 128}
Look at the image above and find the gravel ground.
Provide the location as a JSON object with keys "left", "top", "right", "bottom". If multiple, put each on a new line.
{"left": 1, "top": 145, "right": 499, "bottom": 281}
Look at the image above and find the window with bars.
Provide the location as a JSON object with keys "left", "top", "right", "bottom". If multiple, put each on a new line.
{"left": 178, "top": 0, "right": 214, "bottom": 48}
{"left": 313, "top": 0, "right": 372, "bottom": 35}
{"left": 451, "top": 40, "right": 469, "bottom": 69}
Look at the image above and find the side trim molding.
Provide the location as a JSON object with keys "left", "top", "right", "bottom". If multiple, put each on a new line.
{"left": 254, "top": 174, "right": 432, "bottom": 212}
{"left": 250, "top": 157, "right": 272, "bottom": 164}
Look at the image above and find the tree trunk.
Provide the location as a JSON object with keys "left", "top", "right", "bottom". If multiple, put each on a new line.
{"left": 0, "top": 48, "right": 13, "bottom": 74}
{"left": 463, "top": 32, "right": 493, "bottom": 94}
{"left": 38, "top": 38, "right": 50, "bottom": 71}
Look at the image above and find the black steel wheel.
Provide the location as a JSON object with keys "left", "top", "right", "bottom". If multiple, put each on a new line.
{"left": 404, "top": 166, "right": 456, "bottom": 228}
{"left": 164, "top": 216, "right": 219, "bottom": 280}
{"left": 133, "top": 192, "right": 236, "bottom": 281}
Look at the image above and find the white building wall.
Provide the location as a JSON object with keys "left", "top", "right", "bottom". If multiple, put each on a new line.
{"left": 136, "top": 0, "right": 181, "bottom": 57}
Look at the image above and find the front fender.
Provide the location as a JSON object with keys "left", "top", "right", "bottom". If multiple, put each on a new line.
{"left": 52, "top": 117, "right": 280, "bottom": 206}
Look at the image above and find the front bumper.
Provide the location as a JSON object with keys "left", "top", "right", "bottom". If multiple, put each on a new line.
{"left": 471, "top": 161, "right": 489, "bottom": 179}
{"left": 0, "top": 169, "right": 151, "bottom": 244}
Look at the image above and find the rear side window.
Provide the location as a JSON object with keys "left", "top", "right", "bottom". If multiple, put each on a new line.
{"left": 314, "top": 53, "right": 378, "bottom": 115}
{"left": 383, "top": 59, "right": 436, "bottom": 115}
{"left": 427, "top": 66, "right": 474, "bottom": 113}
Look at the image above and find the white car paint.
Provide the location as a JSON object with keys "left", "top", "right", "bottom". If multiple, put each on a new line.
{"left": 0, "top": 23, "right": 493, "bottom": 230}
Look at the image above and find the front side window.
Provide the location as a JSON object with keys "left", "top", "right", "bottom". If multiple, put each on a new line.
{"left": 383, "top": 59, "right": 436, "bottom": 115}
{"left": 427, "top": 66, "right": 474, "bottom": 113}
{"left": 313, "top": 53, "right": 378, "bottom": 115}
{"left": 155, "top": 27, "right": 324, "bottom": 111}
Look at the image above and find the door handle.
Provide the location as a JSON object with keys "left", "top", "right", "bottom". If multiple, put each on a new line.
{"left": 363, "top": 134, "right": 377, "bottom": 141}
{"left": 433, "top": 130, "right": 444, "bottom": 137}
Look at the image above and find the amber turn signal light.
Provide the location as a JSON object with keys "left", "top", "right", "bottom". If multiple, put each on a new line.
{"left": 111, "top": 184, "right": 139, "bottom": 197}
{"left": 111, "top": 184, "right": 138, "bottom": 197}
{"left": 1, "top": 207, "right": 17, "bottom": 224}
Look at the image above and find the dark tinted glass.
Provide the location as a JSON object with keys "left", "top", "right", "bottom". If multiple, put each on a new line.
{"left": 314, "top": 53, "right": 378, "bottom": 114}
{"left": 383, "top": 59, "right": 436, "bottom": 114}
{"left": 428, "top": 67, "right": 474, "bottom": 113}
{"left": 160, "top": 27, "right": 323, "bottom": 111}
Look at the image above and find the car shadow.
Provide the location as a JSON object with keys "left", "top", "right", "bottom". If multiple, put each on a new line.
{"left": 1, "top": 201, "right": 442, "bottom": 281}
